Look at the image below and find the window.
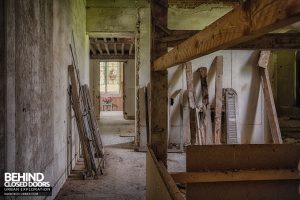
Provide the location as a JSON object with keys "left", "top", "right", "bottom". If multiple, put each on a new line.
{"left": 100, "top": 62, "right": 121, "bottom": 94}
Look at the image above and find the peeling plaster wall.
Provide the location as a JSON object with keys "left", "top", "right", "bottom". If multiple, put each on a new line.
{"left": 168, "top": 4, "right": 232, "bottom": 30}
{"left": 0, "top": 0, "right": 5, "bottom": 186}
{"left": 4, "top": 0, "right": 89, "bottom": 199}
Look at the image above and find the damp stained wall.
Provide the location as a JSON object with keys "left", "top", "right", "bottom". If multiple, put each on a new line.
{"left": 4, "top": 0, "right": 89, "bottom": 198}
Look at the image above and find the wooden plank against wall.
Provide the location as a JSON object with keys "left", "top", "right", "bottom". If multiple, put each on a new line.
{"left": 153, "top": 0, "right": 300, "bottom": 71}
{"left": 186, "top": 64, "right": 198, "bottom": 145}
{"left": 213, "top": 56, "right": 223, "bottom": 144}
{"left": 199, "top": 67, "right": 213, "bottom": 144}
{"left": 150, "top": 0, "right": 168, "bottom": 166}
{"left": 185, "top": 62, "right": 203, "bottom": 145}
{"left": 258, "top": 51, "right": 283, "bottom": 144}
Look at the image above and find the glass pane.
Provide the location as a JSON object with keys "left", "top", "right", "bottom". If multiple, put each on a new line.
{"left": 106, "top": 62, "right": 120, "bottom": 93}
{"left": 100, "top": 62, "right": 106, "bottom": 93}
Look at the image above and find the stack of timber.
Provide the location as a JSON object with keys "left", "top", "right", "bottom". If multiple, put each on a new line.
{"left": 68, "top": 64, "right": 104, "bottom": 179}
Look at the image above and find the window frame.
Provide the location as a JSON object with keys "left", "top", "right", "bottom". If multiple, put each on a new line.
{"left": 100, "top": 62, "right": 122, "bottom": 95}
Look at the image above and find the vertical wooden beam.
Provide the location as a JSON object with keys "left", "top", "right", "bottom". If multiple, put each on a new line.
{"left": 258, "top": 51, "right": 282, "bottom": 144}
{"left": 213, "top": 56, "right": 223, "bottom": 144}
{"left": 150, "top": 0, "right": 168, "bottom": 166}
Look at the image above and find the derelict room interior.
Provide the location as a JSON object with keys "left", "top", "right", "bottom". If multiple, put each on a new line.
{"left": 1, "top": 0, "right": 300, "bottom": 200}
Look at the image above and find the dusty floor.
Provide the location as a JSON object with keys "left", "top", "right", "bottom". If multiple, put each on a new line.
{"left": 56, "top": 111, "right": 146, "bottom": 200}
{"left": 56, "top": 111, "right": 186, "bottom": 200}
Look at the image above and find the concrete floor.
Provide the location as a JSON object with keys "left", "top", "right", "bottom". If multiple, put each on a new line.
{"left": 56, "top": 111, "right": 186, "bottom": 200}
{"left": 56, "top": 111, "right": 146, "bottom": 200}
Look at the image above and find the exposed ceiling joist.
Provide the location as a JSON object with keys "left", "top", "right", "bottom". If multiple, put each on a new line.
{"left": 103, "top": 38, "right": 110, "bottom": 55}
{"left": 153, "top": 0, "right": 300, "bottom": 71}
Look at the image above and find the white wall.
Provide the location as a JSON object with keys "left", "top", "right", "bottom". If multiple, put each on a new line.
{"left": 168, "top": 50, "right": 271, "bottom": 145}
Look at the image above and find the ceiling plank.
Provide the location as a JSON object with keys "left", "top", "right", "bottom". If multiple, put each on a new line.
{"left": 153, "top": 0, "right": 300, "bottom": 71}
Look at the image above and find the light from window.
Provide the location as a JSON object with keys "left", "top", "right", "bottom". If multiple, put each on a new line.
{"left": 100, "top": 62, "right": 121, "bottom": 94}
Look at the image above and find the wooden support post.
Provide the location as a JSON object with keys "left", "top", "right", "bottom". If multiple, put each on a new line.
{"left": 150, "top": 0, "right": 168, "bottom": 166}
{"left": 153, "top": 0, "right": 300, "bottom": 71}
{"left": 213, "top": 56, "right": 223, "bottom": 144}
{"left": 258, "top": 51, "right": 282, "bottom": 144}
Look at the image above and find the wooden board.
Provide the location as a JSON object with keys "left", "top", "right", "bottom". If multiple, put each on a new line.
{"left": 171, "top": 170, "right": 300, "bottom": 183}
{"left": 187, "top": 180, "right": 300, "bottom": 200}
{"left": 186, "top": 144, "right": 300, "bottom": 200}
{"left": 146, "top": 147, "right": 184, "bottom": 200}
{"left": 213, "top": 56, "right": 223, "bottom": 144}
{"left": 153, "top": 0, "right": 300, "bottom": 71}
{"left": 186, "top": 144, "right": 300, "bottom": 171}
{"left": 199, "top": 67, "right": 212, "bottom": 144}
{"left": 258, "top": 51, "right": 282, "bottom": 144}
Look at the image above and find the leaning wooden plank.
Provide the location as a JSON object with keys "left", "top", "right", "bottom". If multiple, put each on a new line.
{"left": 213, "top": 57, "right": 223, "bottom": 144}
{"left": 185, "top": 62, "right": 196, "bottom": 109}
{"left": 199, "top": 67, "right": 213, "bottom": 144}
{"left": 68, "top": 65, "right": 93, "bottom": 173}
{"left": 185, "top": 62, "right": 203, "bottom": 145}
{"left": 170, "top": 170, "right": 300, "bottom": 183}
{"left": 258, "top": 51, "right": 283, "bottom": 144}
{"left": 146, "top": 146, "right": 184, "bottom": 200}
{"left": 153, "top": 0, "right": 300, "bottom": 71}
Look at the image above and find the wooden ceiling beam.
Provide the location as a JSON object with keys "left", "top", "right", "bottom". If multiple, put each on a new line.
{"left": 129, "top": 44, "right": 134, "bottom": 55}
{"left": 165, "top": 33, "right": 300, "bottom": 49}
{"left": 230, "top": 33, "right": 300, "bottom": 50}
{"left": 90, "top": 43, "right": 97, "bottom": 55}
{"left": 103, "top": 38, "right": 110, "bottom": 55}
{"left": 153, "top": 0, "right": 300, "bottom": 71}
{"left": 114, "top": 43, "right": 117, "bottom": 55}
{"left": 121, "top": 43, "right": 125, "bottom": 55}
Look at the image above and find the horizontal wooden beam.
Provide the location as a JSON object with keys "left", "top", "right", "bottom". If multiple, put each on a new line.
{"left": 90, "top": 54, "right": 135, "bottom": 60}
{"left": 153, "top": 0, "right": 300, "bottom": 71}
{"left": 170, "top": 170, "right": 300, "bottom": 183}
{"left": 166, "top": 33, "right": 300, "bottom": 49}
{"left": 231, "top": 33, "right": 300, "bottom": 50}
